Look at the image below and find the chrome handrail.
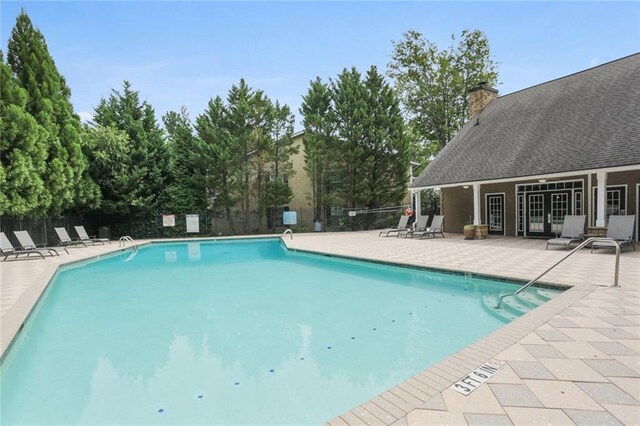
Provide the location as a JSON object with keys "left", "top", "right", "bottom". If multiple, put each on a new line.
{"left": 282, "top": 229, "right": 293, "bottom": 240}
{"left": 495, "top": 237, "right": 621, "bottom": 308}
{"left": 118, "top": 235, "right": 138, "bottom": 248}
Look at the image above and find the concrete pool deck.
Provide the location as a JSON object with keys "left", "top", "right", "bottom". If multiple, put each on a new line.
{"left": 1, "top": 232, "right": 638, "bottom": 425}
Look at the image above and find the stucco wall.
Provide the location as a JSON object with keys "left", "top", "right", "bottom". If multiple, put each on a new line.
{"left": 441, "top": 186, "right": 474, "bottom": 233}
{"left": 287, "top": 134, "right": 312, "bottom": 211}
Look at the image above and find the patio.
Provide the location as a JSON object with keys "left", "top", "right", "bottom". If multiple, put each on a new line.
{"left": 1, "top": 232, "right": 638, "bottom": 425}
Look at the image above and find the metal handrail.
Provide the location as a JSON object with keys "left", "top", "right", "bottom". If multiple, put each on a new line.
{"left": 118, "top": 235, "right": 138, "bottom": 248}
{"left": 495, "top": 237, "right": 621, "bottom": 308}
{"left": 282, "top": 229, "right": 293, "bottom": 240}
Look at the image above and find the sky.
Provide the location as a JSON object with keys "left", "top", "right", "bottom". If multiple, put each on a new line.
{"left": 1, "top": 1, "right": 639, "bottom": 130}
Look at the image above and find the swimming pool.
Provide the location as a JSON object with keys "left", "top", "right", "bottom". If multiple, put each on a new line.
{"left": 0, "top": 239, "right": 561, "bottom": 424}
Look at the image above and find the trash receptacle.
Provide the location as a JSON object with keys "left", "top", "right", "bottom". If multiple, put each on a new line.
{"left": 98, "top": 226, "right": 110, "bottom": 239}
{"left": 313, "top": 220, "right": 323, "bottom": 232}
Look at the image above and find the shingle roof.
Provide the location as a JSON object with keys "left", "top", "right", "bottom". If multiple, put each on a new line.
{"left": 412, "top": 53, "right": 640, "bottom": 188}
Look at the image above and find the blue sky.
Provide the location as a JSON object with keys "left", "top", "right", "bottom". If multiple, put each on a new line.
{"left": 1, "top": 1, "right": 639, "bottom": 130}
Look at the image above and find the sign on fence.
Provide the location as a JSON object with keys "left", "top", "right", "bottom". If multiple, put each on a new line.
{"left": 186, "top": 214, "right": 200, "bottom": 233}
{"left": 162, "top": 214, "right": 176, "bottom": 227}
{"left": 283, "top": 211, "right": 297, "bottom": 225}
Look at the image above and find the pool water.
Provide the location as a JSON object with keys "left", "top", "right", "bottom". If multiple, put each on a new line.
{"left": 0, "top": 239, "right": 561, "bottom": 424}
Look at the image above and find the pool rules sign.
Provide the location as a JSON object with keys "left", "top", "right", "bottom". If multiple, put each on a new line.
{"left": 451, "top": 359, "right": 505, "bottom": 396}
{"left": 186, "top": 214, "right": 200, "bottom": 233}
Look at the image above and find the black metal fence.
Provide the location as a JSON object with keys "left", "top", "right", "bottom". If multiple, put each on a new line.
{"left": 0, "top": 208, "right": 404, "bottom": 246}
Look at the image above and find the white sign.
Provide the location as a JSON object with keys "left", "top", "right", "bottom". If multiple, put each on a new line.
{"left": 186, "top": 214, "right": 200, "bottom": 233}
{"left": 348, "top": 211, "right": 357, "bottom": 217}
{"left": 162, "top": 214, "right": 176, "bottom": 227}
{"left": 451, "top": 359, "right": 506, "bottom": 396}
{"left": 283, "top": 211, "right": 297, "bottom": 225}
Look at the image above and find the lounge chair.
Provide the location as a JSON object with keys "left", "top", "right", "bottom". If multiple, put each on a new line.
{"left": 403, "top": 215, "right": 429, "bottom": 238}
{"left": 379, "top": 215, "right": 410, "bottom": 237}
{"left": 546, "top": 215, "right": 586, "bottom": 250}
{"left": 54, "top": 227, "right": 91, "bottom": 247}
{"left": 74, "top": 225, "right": 110, "bottom": 245}
{"left": 1, "top": 232, "right": 49, "bottom": 260}
{"left": 412, "top": 215, "right": 445, "bottom": 239}
{"left": 14, "top": 230, "right": 67, "bottom": 256}
{"left": 591, "top": 215, "right": 636, "bottom": 252}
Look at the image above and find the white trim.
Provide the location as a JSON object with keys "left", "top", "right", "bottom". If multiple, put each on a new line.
{"left": 587, "top": 173, "right": 592, "bottom": 227}
{"left": 473, "top": 184, "right": 481, "bottom": 225}
{"left": 596, "top": 172, "right": 607, "bottom": 227}
{"left": 591, "top": 184, "right": 628, "bottom": 227}
{"left": 485, "top": 192, "right": 506, "bottom": 235}
{"left": 412, "top": 164, "right": 640, "bottom": 190}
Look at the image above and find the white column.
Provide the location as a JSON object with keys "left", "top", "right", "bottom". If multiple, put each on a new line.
{"left": 415, "top": 191, "right": 422, "bottom": 217}
{"left": 587, "top": 173, "right": 592, "bottom": 226}
{"left": 473, "top": 184, "right": 481, "bottom": 225}
{"left": 596, "top": 171, "right": 607, "bottom": 227}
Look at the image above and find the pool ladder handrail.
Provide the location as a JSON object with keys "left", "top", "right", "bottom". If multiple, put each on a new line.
{"left": 119, "top": 235, "right": 138, "bottom": 248}
{"left": 495, "top": 237, "right": 621, "bottom": 308}
{"left": 282, "top": 229, "right": 293, "bottom": 240}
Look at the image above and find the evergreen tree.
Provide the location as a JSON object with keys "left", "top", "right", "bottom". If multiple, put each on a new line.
{"left": 388, "top": 29, "right": 498, "bottom": 154}
{"left": 7, "top": 10, "right": 99, "bottom": 215}
{"left": 93, "top": 81, "right": 170, "bottom": 215}
{"left": 163, "top": 107, "right": 207, "bottom": 212}
{"left": 300, "top": 77, "right": 335, "bottom": 223}
{"left": 82, "top": 125, "right": 132, "bottom": 215}
{"left": 195, "top": 96, "right": 241, "bottom": 233}
{"left": 0, "top": 51, "right": 49, "bottom": 216}
{"left": 264, "top": 101, "right": 297, "bottom": 226}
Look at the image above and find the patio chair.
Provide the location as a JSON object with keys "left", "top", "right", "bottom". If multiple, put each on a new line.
{"left": 14, "top": 230, "right": 67, "bottom": 256}
{"left": 54, "top": 227, "right": 91, "bottom": 247}
{"left": 74, "top": 225, "right": 110, "bottom": 245}
{"left": 546, "top": 215, "right": 586, "bottom": 250}
{"left": 402, "top": 215, "right": 430, "bottom": 238}
{"left": 1, "top": 232, "right": 49, "bottom": 260}
{"left": 412, "top": 215, "right": 445, "bottom": 239}
{"left": 379, "top": 215, "right": 410, "bottom": 237}
{"left": 591, "top": 215, "right": 636, "bottom": 253}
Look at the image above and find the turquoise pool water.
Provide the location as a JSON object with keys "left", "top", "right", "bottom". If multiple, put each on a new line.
{"left": 1, "top": 239, "right": 560, "bottom": 424}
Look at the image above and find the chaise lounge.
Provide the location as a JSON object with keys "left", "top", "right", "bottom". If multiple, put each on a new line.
{"left": 411, "top": 215, "right": 445, "bottom": 239}
{"left": 546, "top": 215, "right": 586, "bottom": 250}
{"left": 591, "top": 215, "right": 636, "bottom": 252}
{"left": 74, "top": 225, "right": 110, "bottom": 245}
{"left": 14, "top": 230, "right": 67, "bottom": 256}
{"left": 55, "top": 227, "right": 92, "bottom": 247}
{"left": 1, "top": 232, "right": 49, "bottom": 260}
{"left": 379, "top": 215, "right": 410, "bottom": 237}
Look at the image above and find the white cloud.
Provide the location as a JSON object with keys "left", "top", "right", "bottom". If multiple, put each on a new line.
{"left": 78, "top": 111, "right": 94, "bottom": 123}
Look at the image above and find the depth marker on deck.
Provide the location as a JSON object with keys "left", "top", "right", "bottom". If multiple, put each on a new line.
{"left": 451, "top": 359, "right": 506, "bottom": 396}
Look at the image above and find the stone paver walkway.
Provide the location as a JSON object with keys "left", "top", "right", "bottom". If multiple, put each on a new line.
{"left": 1, "top": 232, "right": 638, "bottom": 425}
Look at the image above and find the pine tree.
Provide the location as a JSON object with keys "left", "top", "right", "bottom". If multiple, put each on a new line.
{"left": 0, "top": 51, "right": 49, "bottom": 216}
{"left": 93, "top": 81, "right": 170, "bottom": 215}
{"left": 300, "top": 77, "right": 335, "bottom": 222}
{"left": 195, "top": 96, "right": 241, "bottom": 233}
{"left": 163, "top": 107, "right": 207, "bottom": 212}
{"left": 7, "top": 10, "right": 98, "bottom": 215}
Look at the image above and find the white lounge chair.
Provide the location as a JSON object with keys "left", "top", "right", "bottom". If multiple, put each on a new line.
{"left": 591, "top": 215, "right": 636, "bottom": 252}
{"left": 54, "top": 227, "right": 91, "bottom": 247}
{"left": 379, "top": 215, "right": 410, "bottom": 237}
{"left": 546, "top": 215, "right": 586, "bottom": 250}
{"left": 74, "top": 226, "right": 110, "bottom": 245}
{"left": 1, "top": 232, "right": 48, "bottom": 260}
{"left": 412, "top": 215, "right": 445, "bottom": 239}
{"left": 14, "top": 230, "right": 67, "bottom": 256}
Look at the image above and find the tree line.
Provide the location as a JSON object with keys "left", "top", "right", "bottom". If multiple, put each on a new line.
{"left": 1, "top": 11, "right": 498, "bottom": 234}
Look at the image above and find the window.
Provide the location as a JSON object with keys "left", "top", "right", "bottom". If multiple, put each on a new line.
{"left": 592, "top": 185, "right": 626, "bottom": 226}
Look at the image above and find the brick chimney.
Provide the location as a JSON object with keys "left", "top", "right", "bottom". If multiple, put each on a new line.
{"left": 468, "top": 82, "right": 498, "bottom": 117}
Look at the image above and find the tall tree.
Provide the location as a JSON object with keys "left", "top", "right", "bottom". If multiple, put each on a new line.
{"left": 0, "top": 51, "right": 49, "bottom": 216}
{"left": 388, "top": 29, "right": 498, "bottom": 155}
{"left": 264, "top": 101, "right": 297, "bottom": 227}
{"left": 82, "top": 125, "right": 132, "bottom": 215}
{"left": 93, "top": 81, "right": 170, "bottom": 215}
{"left": 7, "top": 10, "right": 99, "bottom": 214}
{"left": 195, "top": 96, "right": 241, "bottom": 233}
{"left": 300, "top": 78, "right": 335, "bottom": 222}
{"left": 163, "top": 107, "right": 207, "bottom": 212}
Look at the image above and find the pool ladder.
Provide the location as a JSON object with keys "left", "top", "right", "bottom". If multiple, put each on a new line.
{"left": 119, "top": 235, "right": 138, "bottom": 248}
{"left": 495, "top": 237, "right": 621, "bottom": 308}
{"left": 282, "top": 229, "right": 293, "bottom": 240}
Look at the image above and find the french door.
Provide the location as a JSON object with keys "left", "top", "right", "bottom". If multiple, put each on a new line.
{"left": 486, "top": 194, "right": 505, "bottom": 235}
{"left": 526, "top": 191, "right": 572, "bottom": 237}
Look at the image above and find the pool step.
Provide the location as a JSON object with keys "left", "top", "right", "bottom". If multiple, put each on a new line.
{"left": 482, "top": 291, "right": 545, "bottom": 323}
